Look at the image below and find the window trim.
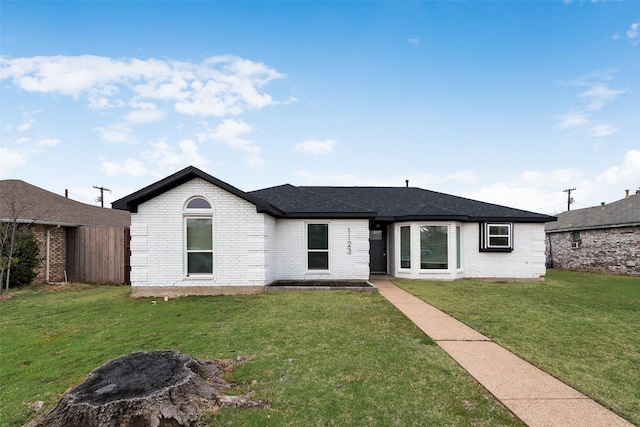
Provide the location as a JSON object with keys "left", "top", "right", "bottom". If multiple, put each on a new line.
{"left": 184, "top": 197, "right": 214, "bottom": 277}
{"left": 479, "top": 222, "right": 513, "bottom": 252}
{"left": 399, "top": 225, "right": 411, "bottom": 269}
{"left": 306, "top": 222, "right": 330, "bottom": 271}
{"left": 419, "top": 224, "right": 449, "bottom": 270}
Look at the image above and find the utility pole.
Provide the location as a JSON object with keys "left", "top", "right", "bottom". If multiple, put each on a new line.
{"left": 563, "top": 187, "right": 576, "bottom": 211}
{"left": 93, "top": 185, "right": 112, "bottom": 208}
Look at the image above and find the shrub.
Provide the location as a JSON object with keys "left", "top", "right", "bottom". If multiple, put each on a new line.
{"left": 1, "top": 227, "right": 41, "bottom": 288}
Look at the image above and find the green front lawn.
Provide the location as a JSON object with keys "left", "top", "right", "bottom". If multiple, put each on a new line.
{"left": 395, "top": 269, "right": 640, "bottom": 425}
{"left": 0, "top": 284, "right": 521, "bottom": 426}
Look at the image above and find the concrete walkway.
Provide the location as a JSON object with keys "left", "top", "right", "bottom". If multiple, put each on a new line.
{"left": 370, "top": 278, "right": 633, "bottom": 427}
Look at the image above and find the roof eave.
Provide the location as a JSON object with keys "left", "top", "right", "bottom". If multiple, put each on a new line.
{"left": 282, "top": 212, "right": 377, "bottom": 219}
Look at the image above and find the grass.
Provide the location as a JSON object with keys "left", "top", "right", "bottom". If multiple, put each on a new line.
{"left": 0, "top": 283, "right": 522, "bottom": 426}
{"left": 394, "top": 269, "right": 640, "bottom": 425}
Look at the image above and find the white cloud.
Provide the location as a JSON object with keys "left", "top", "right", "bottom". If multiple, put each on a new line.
{"left": 596, "top": 150, "right": 640, "bottom": 186}
{"left": 294, "top": 139, "right": 336, "bottom": 155}
{"left": 39, "top": 138, "right": 60, "bottom": 147}
{"left": 520, "top": 168, "right": 583, "bottom": 188}
{"left": 555, "top": 71, "right": 627, "bottom": 147}
{"left": 578, "top": 84, "right": 627, "bottom": 112}
{"left": 407, "top": 38, "right": 420, "bottom": 46}
{"left": 100, "top": 158, "right": 146, "bottom": 177}
{"left": 626, "top": 22, "right": 639, "bottom": 41}
{"left": 199, "top": 119, "right": 264, "bottom": 166}
{"left": 590, "top": 123, "right": 618, "bottom": 138}
{"left": 0, "top": 147, "right": 29, "bottom": 177}
{"left": 145, "top": 139, "right": 208, "bottom": 175}
{"left": 17, "top": 118, "right": 35, "bottom": 131}
{"left": 16, "top": 137, "right": 30, "bottom": 144}
{"left": 125, "top": 102, "right": 166, "bottom": 123}
{"left": 0, "top": 55, "right": 289, "bottom": 118}
{"left": 93, "top": 123, "right": 136, "bottom": 144}
{"left": 555, "top": 110, "right": 590, "bottom": 130}
{"left": 445, "top": 170, "right": 479, "bottom": 184}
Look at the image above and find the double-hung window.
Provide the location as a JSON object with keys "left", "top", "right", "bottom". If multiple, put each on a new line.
{"left": 307, "top": 223, "right": 329, "bottom": 270}
{"left": 480, "top": 223, "right": 513, "bottom": 252}
{"left": 185, "top": 197, "right": 213, "bottom": 275}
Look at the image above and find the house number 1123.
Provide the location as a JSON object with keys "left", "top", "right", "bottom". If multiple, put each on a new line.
{"left": 347, "top": 228, "right": 352, "bottom": 255}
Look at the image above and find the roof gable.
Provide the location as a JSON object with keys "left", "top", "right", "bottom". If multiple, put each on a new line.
{"left": 0, "top": 180, "right": 130, "bottom": 227}
{"left": 112, "top": 166, "right": 282, "bottom": 215}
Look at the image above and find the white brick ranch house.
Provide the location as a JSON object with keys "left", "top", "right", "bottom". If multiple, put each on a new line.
{"left": 113, "top": 166, "right": 556, "bottom": 296}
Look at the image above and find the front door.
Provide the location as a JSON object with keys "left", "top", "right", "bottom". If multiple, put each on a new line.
{"left": 369, "top": 223, "right": 387, "bottom": 273}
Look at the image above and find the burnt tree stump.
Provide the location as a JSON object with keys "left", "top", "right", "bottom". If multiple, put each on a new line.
{"left": 24, "top": 350, "right": 265, "bottom": 427}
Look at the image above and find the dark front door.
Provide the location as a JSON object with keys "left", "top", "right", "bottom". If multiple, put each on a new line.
{"left": 369, "top": 223, "right": 387, "bottom": 273}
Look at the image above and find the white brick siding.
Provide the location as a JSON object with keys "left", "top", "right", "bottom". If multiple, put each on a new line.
{"left": 129, "top": 179, "right": 370, "bottom": 292}
{"left": 129, "top": 177, "right": 547, "bottom": 293}
{"left": 130, "top": 178, "right": 273, "bottom": 289}
{"left": 462, "top": 222, "right": 546, "bottom": 279}
{"left": 391, "top": 221, "right": 546, "bottom": 280}
{"left": 275, "top": 218, "right": 370, "bottom": 281}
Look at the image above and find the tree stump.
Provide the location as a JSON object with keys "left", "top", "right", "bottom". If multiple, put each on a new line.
{"left": 24, "top": 350, "right": 265, "bottom": 427}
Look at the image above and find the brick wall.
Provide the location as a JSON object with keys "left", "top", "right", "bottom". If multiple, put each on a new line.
{"left": 30, "top": 225, "right": 66, "bottom": 283}
{"left": 546, "top": 226, "right": 639, "bottom": 275}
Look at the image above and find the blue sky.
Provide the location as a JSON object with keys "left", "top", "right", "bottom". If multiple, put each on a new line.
{"left": 1, "top": 1, "right": 638, "bottom": 214}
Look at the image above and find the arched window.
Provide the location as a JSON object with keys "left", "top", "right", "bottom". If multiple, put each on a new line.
{"left": 184, "top": 197, "right": 213, "bottom": 276}
{"left": 186, "top": 197, "right": 211, "bottom": 209}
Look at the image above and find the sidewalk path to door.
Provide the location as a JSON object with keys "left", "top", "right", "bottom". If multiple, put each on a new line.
{"left": 370, "top": 278, "right": 633, "bottom": 427}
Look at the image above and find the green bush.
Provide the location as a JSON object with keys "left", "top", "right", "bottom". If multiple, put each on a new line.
{"left": 1, "top": 227, "right": 41, "bottom": 287}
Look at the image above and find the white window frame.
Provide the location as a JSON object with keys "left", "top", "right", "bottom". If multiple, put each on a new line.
{"left": 306, "top": 222, "right": 330, "bottom": 272}
{"left": 419, "top": 224, "right": 449, "bottom": 270}
{"left": 399, "top": 225, "right": 411, "bottom": 269}
{"left": 481, "top": 222, "right": 513, "bottom": 251}
{"left": 184, "top": 197, "right": 214, "bottom": 277}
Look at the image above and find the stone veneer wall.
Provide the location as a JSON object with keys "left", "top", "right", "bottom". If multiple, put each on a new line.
{"left": 546, "top": 226, "right": 639, "bottom": 275}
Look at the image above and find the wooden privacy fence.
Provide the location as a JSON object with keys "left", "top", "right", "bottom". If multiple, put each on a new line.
{"left": 66, "top": 226, "right": 130, "bottom": 284}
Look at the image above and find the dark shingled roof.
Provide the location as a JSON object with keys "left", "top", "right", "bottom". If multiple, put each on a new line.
{"left": 251, "top": 185, "right": 555, "bottom": 222}
{"left": 0, "top": 180, "right": 130, "bottom": 227}
{"left": 545, "top": 192, "right": 640, "bottom": 233}
{"left": 112, "top": 166, "right": 282, "bottom": 216}
{"left": 112, "top": 166, "right": 554, "bottom": 223}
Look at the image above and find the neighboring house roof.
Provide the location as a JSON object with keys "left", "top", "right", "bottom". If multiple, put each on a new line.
{"left": 113, "top": 166, "right": 554, "bottom": 223}
{"left": 545, "top": 192, "right": 640, "bottom": 233}
{"left": 0, "top": 179, "right": 131, "bottom": 227}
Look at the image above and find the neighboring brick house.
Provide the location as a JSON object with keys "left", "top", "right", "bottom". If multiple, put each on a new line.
{"left": 545, "top": 191, "right": 639, "bottom": 276}
{"left": 113, "top": 166, "right": 555, "bottom": 296}
{"left": 0, "top": 180, "right": 131, "bottom": 284}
